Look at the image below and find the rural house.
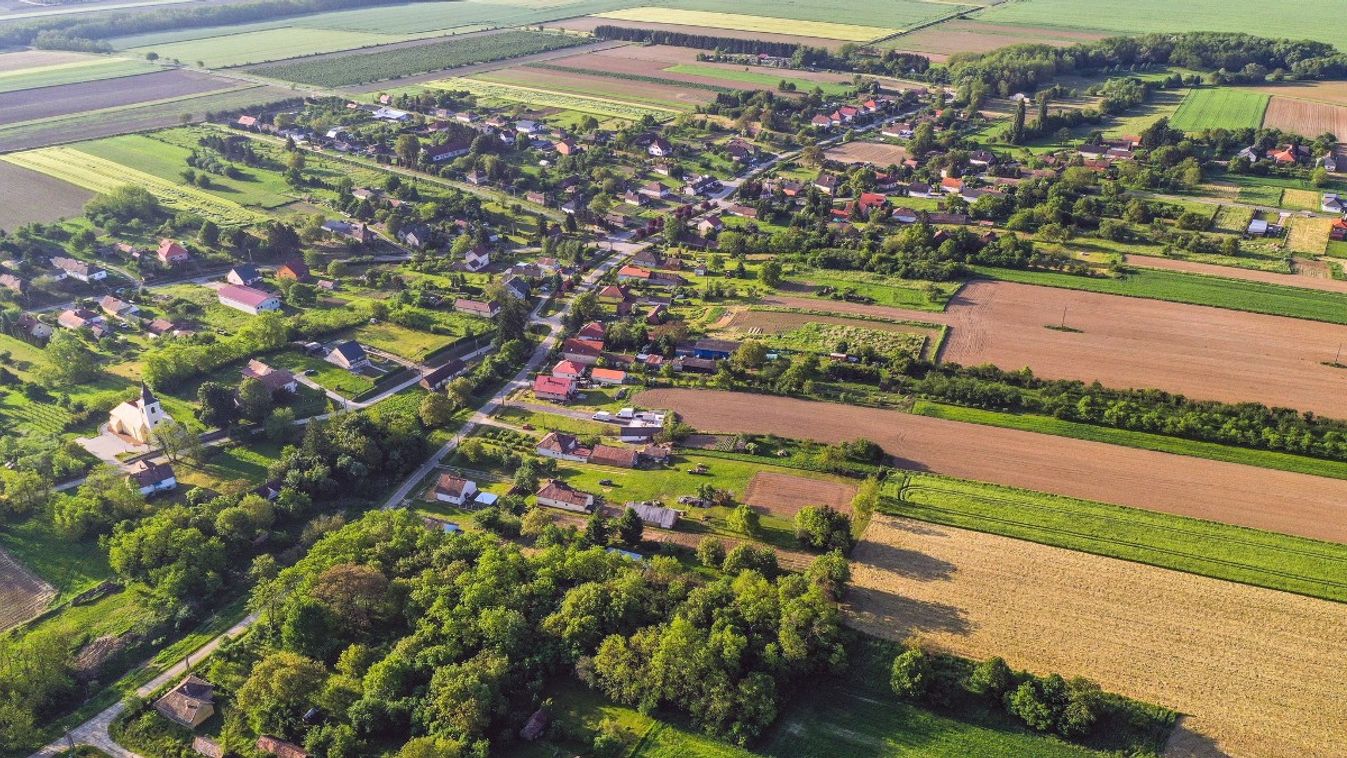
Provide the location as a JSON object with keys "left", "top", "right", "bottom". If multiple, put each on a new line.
{"left": 128, "top": 459, "right": 177, "bottom": 496}
{"left": 433, "top": 474, "right": 478, "bottom": 506}
{"left": 536, "top": 431, "right": 589, "bottom": 462}
{"left": 241, "top": 359, "right": 298, "bottom": 395}
{"left": 0, "top": 274, "right": 26, "bottom": 296}
{"left": 276, "top": 260, "right": 311, "bottom": 282}
{"left": 454, "top": 298, "right": 498, "bottom": 318}
{"left": 419, "top": 359, "right": 466, "bottom": 390}
{"left": 326, "top": 340, "right": 370, "bottom": 370}
{"left": 153, "top": 675, "right": 213, "bottom": 729}
{"left": 98, "top": 295, "right": 137, "bottom": 318}
{"left": 256, "top": 736, "right": 309, "bottom": 758}
{"left": 51, "top": 256, "right": 106, "bottom": 283}
{"left": 217, "top": 285, "right": 281, "bottom": 315}
{"left": 589, "top": 444, "right": 637, "bottom": 468}
{"left": 535, "top": 479, "right": 594, "bottom": 512}
{"left": 631, "top": 502, "right": 680, "bottom": 529}
{"left": 533, "top": 375, "right": 577, "bottom": 403}
{"left": 227, "top": 264, "right": 263, "bottom": 286}
{"left": 157, "top": 239, "right": 190, "bottom": 266}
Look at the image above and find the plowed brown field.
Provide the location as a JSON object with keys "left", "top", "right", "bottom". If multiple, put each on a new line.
{"left": 1263, "top": 96, "right": 1347, "bottom": 140}
{"left": 0, "top": 547, "right": 55, "bottom": 633}
{"left": 744, "top": 471, "right": 856, "bottom": 516}
{"left": 635, "top": 389, "right": 1347, "bottom": 543}
{"left": 848, "top": 515, "right": 1347, "bottom": 757}
{"left": 823, "top": 141, "right": 909, "bottom": 166}
{"left": 938, "top": 280, "right": 1347, "bottom": 419}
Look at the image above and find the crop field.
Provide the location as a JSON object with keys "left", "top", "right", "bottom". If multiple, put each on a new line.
{"left": 1262, "top": 96, "right": 1347, "bottom": 140}
{"left": 0, "top": 50, "right": 93, "bottom": 72}
{"left": 743, "top": 472, "right": 856, "bottom": 517}
{"left": 126, "top": 27, "right": 402, "bottom": 68}
{"left": 474, "top": 66, "right": 709, "bottom": 110}
{"left": 1121, "top": 254, "right": 1347, "bottom": 295}
{"left": 0, "top": 69, "right": 232, "bottom": 127}
{"left": 0, "top": 546, "right": 57, "bottom": 633}
{"left": 881, "top": 18, "right": 1107, "bottom": 59}
{"left": 889, "top": 471, "right": 1347, "bottom": 602}
{"left": 249, "top": 30, "right": 584, "bottom": 87}
{"left": 938, "top": 280, "right": 1347, "bottom": 418}
{"left": 847, "top": 515, "right": 1347, "bottom": 757}
{"left": 427, "top": 77, "right": 679, "bottom": 120}
{"left": 1168, "top": 88, "right": 1268, "bottom": 132}
{"left": 1234, "top": 183, "right": 1282, "bottom": 206}
{"left": 635, "top": 388, "right": 1347, "bottom": 543}
{"left": 1281, "top": 188, "right": 1323, "bottom": 212}
{"left": 593, "top": 7, "right": 897, "bottom": 41}
{"left": 0, "top": 56, "right": 158, "bottom": 95}
{"left": 1, "top": 147, "right": 267, "bottom": 225}
{"left": 973, "top": 0, "right": 1347, "bottom": 52}
{"left": 661, "top": 0, "right": 969, "bottom": 30}
{"left": 823, "top": 140, "right": 910, "bottom": 166}
{"left": 1242, "top": 80, "right": 1347, "bottom": 108}
{"left": 1286, "top": 215, "right": 1335, "bottom": 256}
{"left": 662, "top": 63, "right": 853, "bottom": 96}
{"left": 0, "top": 161, "right": 93, "bottom": 228}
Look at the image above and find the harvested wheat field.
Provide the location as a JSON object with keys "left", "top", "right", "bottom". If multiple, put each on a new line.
{"left": 1125, "top": 254, "right": 1347, "bottom": 293}
{"left": 744, "top": 471, "right": 856, "bottom": 517}
{"left": 938, "top": 280, "right": 1347, "bottom": 419}
{"left": 1263, "top": 96, "right": 1347, "bottom": 140}
{"left": 882, "top": 19, "right": 1108, "bottom": 57}
{"left": 1244, "top": 80, "right": 1347, "bottom": 107}
{"left": 0, "top": 547, "right": 56, "bottom": 633}
{"left": 823, "top": 141, "right": 909, "bottom": 166}
{"left": 847, "top": 515, "right": 1347, "bottom": 757}
{"left": 635, "top": 389, "right": 1347, "bottom": 543}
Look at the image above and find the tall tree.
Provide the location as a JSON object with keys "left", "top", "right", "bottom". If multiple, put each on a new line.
{"left": 1010, "top": 98, "right": 1027, "bottom": 145}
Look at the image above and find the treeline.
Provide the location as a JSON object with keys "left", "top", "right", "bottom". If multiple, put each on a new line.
{"left": 0, "top": 0, "right": 434, "bottom": 50}
{"left": 894, "top": 361, "right": 1347, "bottom": 461}
{"left": 184, "top": 511, "right": 849, "bottom": 755}
{"left": 944, "top": 32, "right": 1347, "bottom": 94}
{"left": 591, "top": 24, "right": 802, "bottom": 58}
{"left": 799, "top": 225, "right": 1063, "bottom": 282}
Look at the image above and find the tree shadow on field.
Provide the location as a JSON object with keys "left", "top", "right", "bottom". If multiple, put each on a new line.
{"left": 1161, "top": 717, "right": 1232, "bottom": 758}
{"left": 844, "top": 587, "right": 971, "bottom": 638}
{"left": 852, "top": 539, "right": 957, "bottom": 582}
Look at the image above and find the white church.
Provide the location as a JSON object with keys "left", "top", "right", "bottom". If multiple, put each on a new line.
{"left": 108, "top": 384, "right": 172, "bottom": 445}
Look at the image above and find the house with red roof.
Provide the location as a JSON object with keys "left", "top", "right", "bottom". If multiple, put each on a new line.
{"left": 533, "top": 375, "right": 576, "bottom": 402}
{"left": 157, "top": 239, "right": 190, "bottom": 266}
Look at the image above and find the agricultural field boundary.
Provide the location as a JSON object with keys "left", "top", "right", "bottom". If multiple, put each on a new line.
{"left": 427, "top": 76, "right": 680, "bottom": 120}
{"left": 1, "top": 146, "right": 268, "bottom": 225}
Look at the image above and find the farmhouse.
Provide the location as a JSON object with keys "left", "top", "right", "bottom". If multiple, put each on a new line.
{"left": 157, "top": 239, "right": 190, "bottom": 266}
{"left": 691, "top": 338, "right": 740, "bottom": 360}
{"left": 153, "top": 675, "right": 213, "bottom": 729}
{"left": 504, "top": 277, "right": 530, "bottom": 300}
{"left": 322, "top": 219, "right": 374, "bottom": 244}
{"left": 51, "top": 256, "right": 106, "bottom": 282}
{"left": 98, "top": 295, "right": 137, "bottom": 318}
{"left": 419, "top": 359, "right": 466, "bottom": 391}
{"left": 128, "top": 459, "right": 177, "bottom": 496}
{"left": 537, "top": 431, "right": 588, "bottom": 462}
{"left": 326, "top": 341, "right": 370, "bottom": 371}
{"left": 647, "top": 136, "right": 673, "bottom": 157}
{"left": 536, "top": 479, "right": 594, "bottom": 512}
{"left": 551, "top": 360, "right": 584, "bottom": 380}
{"left": 562, "top": 337, "right": 603, "bottom": 365}
{"left": 227, "top": 264, "right": 262, "bottom": 286}
{"left": 217, "top": 285, "right": 281, "bottom": 315}
{"left": 424, "top": 139, "right": 471, "bottom": 162}
{"left": 454, "top": 298, "right": 498, "bottom": 318}
{"left": 433, "top": 474, "right": 478, "bottom": 506}
{"left": 1323, "top": 194, "right": 1346, "bottom": 213}
{"left": 577, "top": 321, "right": 606, "bottom": 341}
{"left": 533, "top": 375, "right": 577, "bottom": 403}
{"left": 256, "top": 736, "right": 309, "bottom": 758}
{"left": 464, "top": 245, "right": 491, "bottom": 272}
{"left": 57, "top": 308, "right": 103, "bottom": 331}
{"left": 241, "top": 359, "right": 297, "bottom": 395}
{"left": 591, "top": 368, "right": 627, "bottom": 386}
{"left": 276, "top": 260, "right": 311, "bottom": 282}
{"left": 631, "top": 502, "right": 680, "bottom": 529}
{"left": 18, "top": 314, "right": 51, "bottom": 340}
{"left": 589, "top": 444, "right": 637, "bottom": 468}
{"left": 108, "top": 384, "right": 172, "bottom": 445}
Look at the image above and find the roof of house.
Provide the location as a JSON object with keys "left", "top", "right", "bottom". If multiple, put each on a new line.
{"left": 148, "top": 318, "right": 177, "bottom": 335}
{"left": 632, "top": 502, "right": 680, "bottom": 529}
{"left": 533, "top": 375, "right": 575, "bottom": 396}
{"left": 536, "top": 479, "right": 591, "bottom": 507}
{"left": 590, "top": 367, "right": 626, "bottom": 383}
{"left": 128, "top": 459, "right": 175, "bottom": 487}
{"left": 218, "top": 284, "right": 277, "bottom": 308}
{"left": 577, "top": 321, "right": 606, "bottom": 340}
{"left": 693, "top": 338, "right": 740, "bottom": 354}
{"left": 589, "top": 444, "right": 637, "bottom": 468}
{"left": 329, "top": 340, "right": 367, "bottom": 363}
{"left": 563, "top": 337, "right": 603, "bottom": 357}
{"left": 230, "top": 264, "right": 261, "bottom": 281}
{"left": 435, "top": 473, "right": 475, "bottom": 498}
{"left": 154, "top": 675, "right": 213, "bottom": 726}
{"left": 420, "top": 359, "right": 465, "bottom": 387}
{"left": 242, "top": 359, "right": 295, "bottom": 392}
{"left": 455, "top": 298, "right": 498, "bottom": 317}
{"left": 552, "top": 359, "right": 584, "bottom": 376}
{"left": 257, "top": 736, "right": 310, "bottom": 758}
{"left": 158, "top": 239, "right": 188, "bottom": 259}
{"left": 277, "top": 259, "right": 311, "bottom": 279}
{"left": 538, "top": 431, "right": 581, "bottom": 455}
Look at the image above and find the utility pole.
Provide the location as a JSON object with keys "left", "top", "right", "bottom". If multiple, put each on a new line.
{"left": 1060, "top": 305, "right": 1068, "bottom": 329}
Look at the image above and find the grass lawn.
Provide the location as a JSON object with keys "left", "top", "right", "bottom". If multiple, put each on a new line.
{"left": 972, "top": 265, "right": 1347, "bottom": 325}
{"left": 351, "top": 320, "right": 456, "bottom": 362}
{"left": 886, "top": 472, "right": 1347, "bottom": 603}
{"left": 0, "top": 512, "right": 111, "bottom": 602}
{"left": 1168, "top": 88, "right": 1268, "bottom": 132}
{"left": 1235, "top": 184, "right": 1283, "bottom": 206}
{"left": 914, "top": 401, "right": 1347, "bottom": 481}
{"left": 494, "top": 406, "right": 613, "bottom": 437}
{"left": 270, "top": 352, "right": 375, "bottom": 399}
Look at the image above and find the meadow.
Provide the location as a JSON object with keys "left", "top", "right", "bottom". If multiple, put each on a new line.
{"left": 974, "top": 0, "right": 1347, "bottom": 51}
{"left": 428, "top": 77, "right": 679, "bottom": 120}
{"left": 886, "top": 470, "right": 1347, "bottom": 602}
{"left": 971, "top": 265, "right": 1347, "bottom": 325}
{"left": 594, "top": 7, "right": 896, "bottom": 41}
{"left": 249, "top": 30, "right": 584, "bottom": 87}
{"left": 1, "top": 147, "right": 267, "bottom": 225}
{"left": 126, "top": 27, "right": 402, "bottom": 68}
{"left": 1168, "top": 88, "right": 1268, "bottom": 131}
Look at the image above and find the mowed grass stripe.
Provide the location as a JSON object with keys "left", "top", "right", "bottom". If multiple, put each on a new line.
{"left": 0, "top": 147, "right": 266, "bottom": 225}
{"left": 594, "top": 7, "right": 897, "bottom": 41}
{"left": 1170, "top": 88, "right": 1269, "bottom": 131}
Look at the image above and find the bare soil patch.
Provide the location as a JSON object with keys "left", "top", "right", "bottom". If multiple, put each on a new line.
{"left": 1262, "top": 96, "right": 1347, "bottom": 139}
{"left": 0, "top": 546, "right": 56, "bottom": 633}
{"left": 0, "top": 69, "right": 232, "bottom": 126}
{"left": 0, "top": 160, "right": 93, "bottom": 229}
{"left": 635, "top": 388, "right": 1347, "bottom": 543}
{"left": 848, "top": 515, "right": 1347, "bottom": 757}
{"left": 823, "top": 141, "right": 909, "bottom": 166}
{"left": 0, "top": 49, "right": 95, "bottom": 72}
{"left": 884, "top": 19, "right": 1107, "bottom": 57}
{"left": 1127, "top": 253, "right": 1347, "bottom": 293}
{"left": 939, "top": 280, "right": 1347, "bottom": 419}
{"left": 546, "top": 15, "right": 853, "bottom": 50}
{"left": 744, "top": 471, "right": 856, "bottom": 517}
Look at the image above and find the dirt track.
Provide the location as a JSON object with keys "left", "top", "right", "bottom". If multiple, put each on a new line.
{"left": 938, "top": 280, "right": 1347, "bottom": 418}
{"left": 848, "top": 515, "right": 1347, "bottom": 758}
{"left": 636, "top": 389, "right": 1347, "bottom": 543}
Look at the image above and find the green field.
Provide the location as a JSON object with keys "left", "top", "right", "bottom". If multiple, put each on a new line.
{"left": 972, "top": 265, "right": 1347, "bottom": 325}
{"left": 250, "top": 30, "right": 583, "bottom": 86}
{"left": 975, "top": 0, "right": 1347, "bottom": 52}
{"left": 664, "top": 64, "right": 854, "bottom": 96}
{"left": 790, "top": 269, "right": 956, "bottom": 310}
{"left": 764, "top": 322, "right": 927, "bottom": 360}
{"left": 126, "top": 27, "right": 401, "bottom": 67}
{"left": 887, "top": 472, "right": 1347, "bottom": 603}
{"left": 0, "top": 57, "right": 158, "bottom": 94}
{"left": 665, "top": 0, "right": 972, "bottom": 29}
{"left": 595, "top": 6, "right": 897, "bottom": 41}
{"left": 914, "top": 401, "right": 1347, "bottom": 481}
{"left": 1168, "top": 88, "right": 1269, "bottom": 132}
{"left": 429, "top": 77, "right": 678, "bottom": 121}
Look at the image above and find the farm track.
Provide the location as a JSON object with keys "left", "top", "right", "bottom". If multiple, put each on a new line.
{"left": 847, "top": 515, "right": 1347, "bottom": 757}
{"left": 635, "top": 388, "right": 1347, "bottom": 544}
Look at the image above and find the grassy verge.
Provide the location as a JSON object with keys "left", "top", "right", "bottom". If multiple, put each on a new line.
{"left": 913, "top": 400, "right": 1347, "bottom": 480}
{"left": 972, "top": 265, "right": 1347, "bottom": 325}
{"left": 885, "top": 472, "right": 1347, "bottom": 603}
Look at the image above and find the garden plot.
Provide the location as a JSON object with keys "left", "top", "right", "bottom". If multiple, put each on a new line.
{"left": 0, "top": 547, "right": 56, "bottom": 633}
